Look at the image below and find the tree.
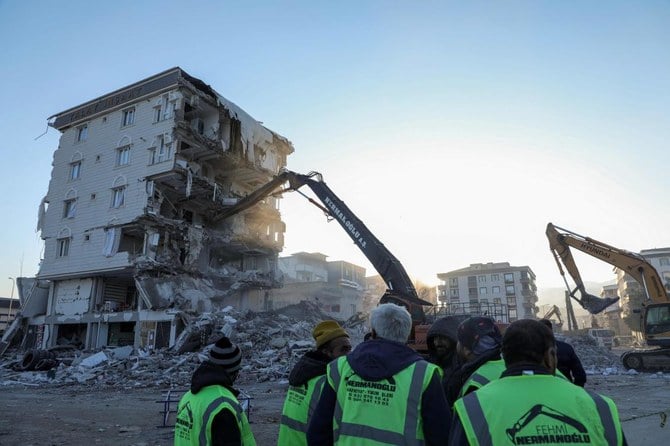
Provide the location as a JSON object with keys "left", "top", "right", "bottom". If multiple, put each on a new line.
{"left": 414, "top": 280, "right": 437, "bottom": 305}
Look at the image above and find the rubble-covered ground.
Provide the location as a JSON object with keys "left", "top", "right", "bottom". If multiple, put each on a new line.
{"left": 1, "top": 309, "right": 668, "bottom": 445}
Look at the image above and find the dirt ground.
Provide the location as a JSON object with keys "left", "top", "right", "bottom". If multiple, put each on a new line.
{"left": 0, "top": 378, "right": 285, "bottom": 446}
{"left": 1, "top": 372, "right": 669, "bottom": 445}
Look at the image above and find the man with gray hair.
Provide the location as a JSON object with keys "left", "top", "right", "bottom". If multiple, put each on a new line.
{"left": 307, "top": 303, "right": 451, "bottom": 445}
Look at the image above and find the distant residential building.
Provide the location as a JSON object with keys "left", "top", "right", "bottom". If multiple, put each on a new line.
{"left": 437, "top": 262, "right": 539, "bottom": 323}
{"left": 0, "top": 298, "right": 20, "bottom": 334}
{"left": 25, "top": 68, "right": 293, "bottom": 350}
{"left": 594, "top": 284, "right": 628, "bottom": 335}
{"left": 274, "top": 252, "right": 366, "bottom": 319}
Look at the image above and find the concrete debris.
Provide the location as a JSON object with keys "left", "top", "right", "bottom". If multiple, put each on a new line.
{"left": 556, "top": 332, "right": 623, "bottom": 375}
{"left": 0, "top": 301, "right": 357, "bottom": 389}
{"left": 0, "top": 311, "right": 641, "bottom": 389}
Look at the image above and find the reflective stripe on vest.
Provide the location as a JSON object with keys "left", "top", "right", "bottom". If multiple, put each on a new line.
{"left": 455, "top": 375, "right": 622, "bottom": 446}
{"left": 460, "top": 359, "right": 505, "bottom": 397}
{"left": 328, "top": 357, "right": 433, "bottom": 445}
{"left": 175, "top": 386, "right": 255, "bottom": 446}
{"left": 199, "top": 395, "right": 244, "bottom": 446}
{"left": 589, "top": 390, "right": 618, "bottom": 446}
{"left": 279, "top": 375, "right": 327, "bottom": 443}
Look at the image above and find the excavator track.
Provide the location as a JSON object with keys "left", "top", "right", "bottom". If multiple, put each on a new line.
{"left": 621, "top": 348, "right": 670, "bottom": 372}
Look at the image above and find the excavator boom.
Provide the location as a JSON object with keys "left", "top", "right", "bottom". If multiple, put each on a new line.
{"left": 212, "top": 169, "right": 429, "bottom": 315}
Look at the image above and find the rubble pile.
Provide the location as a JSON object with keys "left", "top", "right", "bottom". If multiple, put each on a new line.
{"left": 0, "top": 301, "right": 368, "bottom": 389}
{"left": 557, "top": 333, "right": 624, "bottom": 374}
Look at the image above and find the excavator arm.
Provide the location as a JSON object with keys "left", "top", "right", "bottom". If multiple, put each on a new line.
{"left": 546, "top": 222, "right": 668, "bottom": 314}
{"left": 212, "top": 169, "right": 430, "bottom": 316}
{"left": 541, "top": 304, "right": 563, "bottom": 327}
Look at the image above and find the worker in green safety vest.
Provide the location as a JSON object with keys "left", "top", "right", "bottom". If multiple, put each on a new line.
{"left": 278, "top": 320, "right": 351, "bottom": 445}
{"left": 307, "top": 303, "right": 451, "bottom": 445}
{"left": 450, "top": 319, "right": 627, "bottom": 445}
{"left": 445, "top": 316, "right": 504, "bottom": 405}
{"left": 174, "top": 336, "right": 256, "bottom": 446}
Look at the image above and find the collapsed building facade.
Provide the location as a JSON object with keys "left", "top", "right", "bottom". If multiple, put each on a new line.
{"left": 25, "top": 67, "right": 293, "bottom": 350}
{"left": 273, "top": 252, "right": 367, "bottom": 319}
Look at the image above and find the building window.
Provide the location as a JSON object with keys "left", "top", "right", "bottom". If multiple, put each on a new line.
{"left": 153, "top": 94, "right": 173, "bottom": 122}
{"left": 469, "top": 287, "right": 477, "bottom": 296}
{"left": 111, "top": 186, "right": 126, "bottom": 208}
{"left": 57, "top": 237, "right": 70, "bottom": 257}
{"left": 506, "top": 285, "right": 515, "bottom": 295}
{"left": 121, "top": 108, "right": 135, "bottom": 126}
{"left": 450, "top": 288, "right": 459, "bottom": 297}
{"left": 492, "top": 286, "right": 500, "bottom": 293}
{"left": 150, "top": 136, "right": 172, "bottom": 164}
{"left": 116, "top": 146, "right": 130, "bottom": 166}
{"left": 76, "top": 124, "right": 88, "bottom": 142}
{"left": 450, "top": 278, "right": 458, "bottom": 286}
{"left": 507, "top": 296, "right": 517, "bottom": 305}
{"left": 478, "top": 275, "right": 486, "bottom": 283}
{"left": 491, "top": 274, "right": 499, "bottom": 281}
{"left": 69, "top": 161, "right": 81, "bottom": 180}
{"left": 661, "top": 258, "right": 670, "bottom": 266}
{"left": 479, "top": 287, "right": 487, "bottom": 295}
{"left": 63, "top": 199, "right": 77, "bottom": 218}
{"left": 504, "top": 273, "right": 514, "bottom": 283}
{"left": 493, "top": 298, "right": 501, "bottom": 304}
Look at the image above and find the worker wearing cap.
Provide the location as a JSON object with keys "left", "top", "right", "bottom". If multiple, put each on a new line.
{"left": 278, "top": 320, "right": 351, "bottom": 446}
{"left": 174, "top": 336, "right": 256, "bottom": 446}
{"left": 450, "top": 319, "right": 626, "bottom": 445}
{"left": 444, "top": 316, "right": 505, "bottom": 405}
{"left": 307, "top": 303, "right": 451, "bottom": 445}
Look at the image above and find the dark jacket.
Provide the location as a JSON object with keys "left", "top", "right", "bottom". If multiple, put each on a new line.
{"left": 289, "top": 350, "right": 331, "bottom": 386}
{"left": 449, "top": 364, "right": 627, "bottom": 445}
{"left": 444, "top": 347, "right": 501, "bottom": 406}
{"left": 306, "top": 338, "right": 451, "bottom": 445}
{"left": 190, "top": 362, "right": 241, "bottom": 446}
{"left": 556, "top": 339, "right": 587, "bottom": 387}
{"left": 426, "top": 316, "right": 465, "bottom": 375}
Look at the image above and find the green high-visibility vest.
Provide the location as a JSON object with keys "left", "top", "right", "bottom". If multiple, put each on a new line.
{"left": 454, "top": 374, "right": 624, "bottom": 446}
{"left": 327, "top": 356, "right": 440, "bottom": 445}
{"left": 459, "top": 359, "right": 506, "bottom": 397}
{"left": 278, "top": 375, "right": 327, "bottom": 446}
{"left": 174, "top": 385, "right": 256, "bottom": 446}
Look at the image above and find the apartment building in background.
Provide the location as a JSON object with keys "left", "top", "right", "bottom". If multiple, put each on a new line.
{"left": 0, "top": 297, "right": 20, "bottom": 334}
{"left": 437, "top": 262, "right": 539, "bottom": 323}
{"left": 274, "top": 252, "right": 366, "bottom": 320}
{"left": 24, "top": 67, "right": 293, "bottom": 350}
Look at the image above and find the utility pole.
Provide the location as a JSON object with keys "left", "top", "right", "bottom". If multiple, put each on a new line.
{"left": 7, "top": 277, "right": 15, "bottom": 326}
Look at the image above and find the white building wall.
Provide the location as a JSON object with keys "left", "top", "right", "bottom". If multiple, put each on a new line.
{"left": 39, "top": 90, "right": 179, "bottom": 278}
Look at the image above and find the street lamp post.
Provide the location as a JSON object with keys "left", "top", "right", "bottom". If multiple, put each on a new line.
{"left": 7, "top": 277, "right": 15, "bottom": 326}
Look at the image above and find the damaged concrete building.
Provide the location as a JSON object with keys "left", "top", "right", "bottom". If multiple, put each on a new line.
{"left": 28, "top": 67, "right": 294, "bottom": 350}
{"left": 273, "top": 252, "right": 367, "bottom": 319}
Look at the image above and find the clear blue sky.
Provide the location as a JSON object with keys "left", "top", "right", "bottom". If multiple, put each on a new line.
{"left": 1, "top": 1, "right": 669, "bottom": 300}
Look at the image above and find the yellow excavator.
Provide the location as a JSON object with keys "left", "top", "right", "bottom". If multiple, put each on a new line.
{"left": 546, "top": 222, "right": 670, "bottom": 370}
{"left": 541, "top": 304, "right": 563, "bottom": 330}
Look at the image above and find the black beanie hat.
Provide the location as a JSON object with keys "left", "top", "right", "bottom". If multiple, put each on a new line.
{"left": 457, "top": 316, "right": 502, "bottom": 351}
{"left": 208, "top": 336, "right": 242, "bottom": 373}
